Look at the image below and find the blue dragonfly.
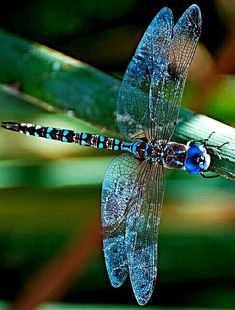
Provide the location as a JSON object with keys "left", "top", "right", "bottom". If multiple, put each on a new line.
{"left": 2, "top": 4, "right": 204, "bottom": 305}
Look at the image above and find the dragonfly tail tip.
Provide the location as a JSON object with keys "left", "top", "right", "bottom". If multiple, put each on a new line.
{"left": 1, "top": 121, "right": 20, "bottom": 131}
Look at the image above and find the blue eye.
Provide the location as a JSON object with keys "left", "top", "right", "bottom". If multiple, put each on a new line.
{"left": 185, "top": 144, "right": 211, "bottom": 175}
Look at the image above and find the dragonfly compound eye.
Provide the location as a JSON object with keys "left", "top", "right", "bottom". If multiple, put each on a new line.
{"left": 185, "top": 144, "right": 211, "bottom": 175}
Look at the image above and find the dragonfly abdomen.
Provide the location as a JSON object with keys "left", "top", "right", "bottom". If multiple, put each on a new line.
{"left": 1, "top": 122, "right": 123, "bottom": 151}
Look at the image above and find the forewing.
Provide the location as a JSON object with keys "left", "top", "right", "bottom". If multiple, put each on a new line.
{"left": 158, "top": 4, "right": 202, "bottom": 141}
{"left": 126, "top": 162, "right": 165, "bottom": 305}
{"left": 101, "top": 153, "right": 142, "bottom": 288}
{"left": 117, "top": 7, "right": 173, "bottom": 141}
{"left": 117, "top": 5, "right": 201, "bottom": 142}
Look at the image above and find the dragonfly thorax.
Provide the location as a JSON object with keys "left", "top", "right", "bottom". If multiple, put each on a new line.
{"left": 162, "top": 142, "right": 188, "bottom": 169}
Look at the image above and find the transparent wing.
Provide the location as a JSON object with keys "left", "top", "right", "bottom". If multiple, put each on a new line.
{"left": 101, "top": 153, "right": 142, "bottom": 288}
{"left": 101, "top": 153, "right": 165, "bottom": 305}
{"left": 117, "top": 7, "right": 173, "bottom": 141}
{"left": 117, "top": 4, "right": 201, "bottom": 142}
{"left": 158, "top": 4, "right": 202, "bottom": 141}
{"left": 126, "top": 161, "right": 165, "bottom": 305}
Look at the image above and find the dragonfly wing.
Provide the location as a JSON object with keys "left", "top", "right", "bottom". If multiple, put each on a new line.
{"left": 157, "top": 4, "right": 202, "bottom": 141}
{"left": 101, "top": 153, "right": 142, "bottom": 287}
{"left": 117, "top": 5, "right": 201, "bottom": 142}
{"left": 126, "top": 161, "right": 165, "bottom": 305}
{"left": 117, "top": 7, "right": 173, "bottom": 141}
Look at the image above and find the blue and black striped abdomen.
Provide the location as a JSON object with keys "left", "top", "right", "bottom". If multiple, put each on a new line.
{"left": 1, "top": 122, "right": 155, "bottom": 158}
{"left": 1, "top": 122, "right": 124, "bottom": 151}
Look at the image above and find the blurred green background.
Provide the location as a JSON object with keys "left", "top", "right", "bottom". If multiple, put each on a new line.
{"left": 0, "top": 0, "right": 234, "bottom": 309}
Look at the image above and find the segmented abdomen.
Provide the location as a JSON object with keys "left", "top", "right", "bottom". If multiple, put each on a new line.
{"left": 2, "top": 122, "right": 123, "bottom": 151}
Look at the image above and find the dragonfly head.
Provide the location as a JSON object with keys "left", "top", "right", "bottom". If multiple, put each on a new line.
{"left": 185, "top": 144, "right": 211, "bottom": 175}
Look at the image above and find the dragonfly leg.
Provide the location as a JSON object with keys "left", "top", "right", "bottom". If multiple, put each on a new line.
{"left": 205, "top": 142, "right": 230, "bottom": 161}
{"left": 187, "top": 132, "right": 230, "bottom": 157}
{"left": 206, "top": 141, "right": 229, "bottom": 149}
{"left": 187, "top": 131, "right": 215, "bottom": 146}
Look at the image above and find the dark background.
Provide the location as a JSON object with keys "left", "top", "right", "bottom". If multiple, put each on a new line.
{"left": 0, "top": 0, "right": 234, "bottom": 309}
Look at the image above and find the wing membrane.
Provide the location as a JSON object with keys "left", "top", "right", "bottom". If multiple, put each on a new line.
{"left": 101, "top": 153, "right": 165, "bottom": 305}
{"left": 117, "top": 7, "right": 173, "bottom": 141}
{"left": 117, "top": 5, "right": 201, "bottom": 142}
{"left": 159, "top": 4, "right": 202, "bottom": 140}
{"left": 101, "top": 153, "right": 142, "bottom": 287}
{"left": 126, "top": 162, "right": 165, "bottom": 305}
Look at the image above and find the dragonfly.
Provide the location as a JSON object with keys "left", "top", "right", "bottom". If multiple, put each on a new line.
{"left": 2, "top": 4, "right": 205, "bottom": 305}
